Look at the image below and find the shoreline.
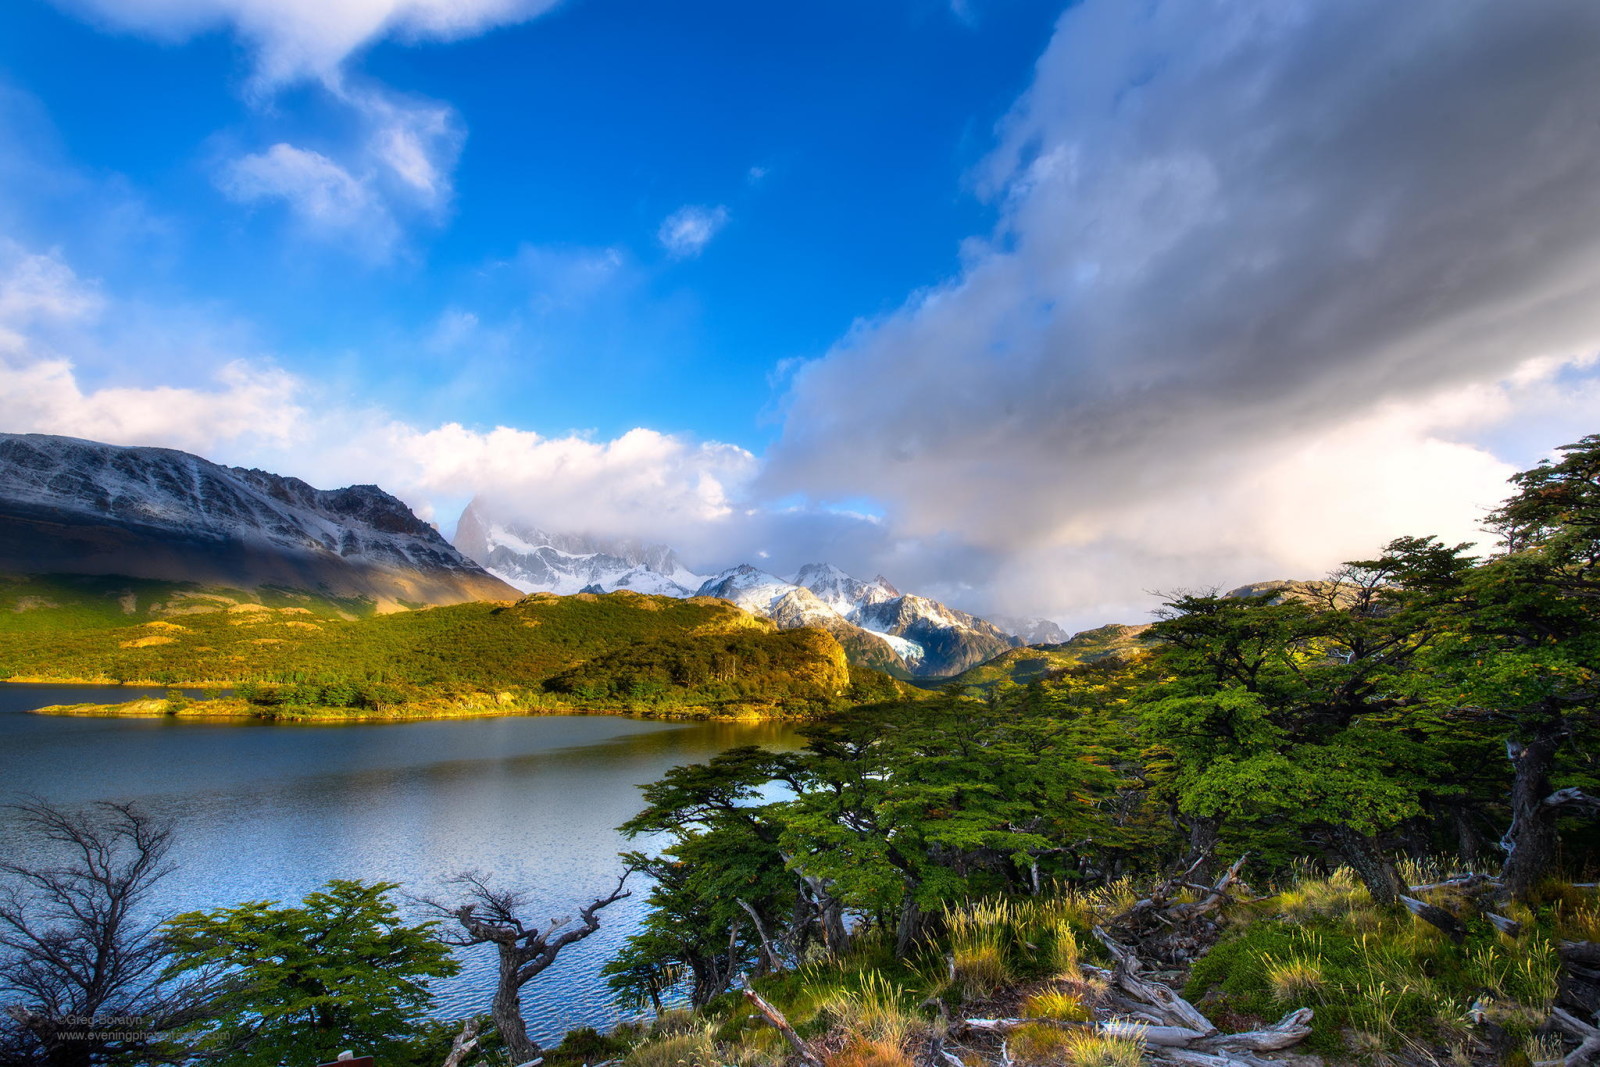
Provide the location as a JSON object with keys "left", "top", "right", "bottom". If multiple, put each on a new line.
{"left": 25, "top": 694, "right": 809, "bottom": 724}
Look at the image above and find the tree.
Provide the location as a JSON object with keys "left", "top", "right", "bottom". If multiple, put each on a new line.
{"left": 433, "top": 872, "right": 630, "bottom": 1065}
{"left": 1138, "top": 539, "right": 1476, "bottom": 906}
{"left": 610, "top": 747, "right": 800, "bottom": 1009}
{"left": 163, "top": 879, "right": 458, "bottom": 1067}
{"left": 0, "top": 798, "right": 201, "bottom": 1067}
{"left": 1420, "top": 435, "right": 1600, "bottom": 899}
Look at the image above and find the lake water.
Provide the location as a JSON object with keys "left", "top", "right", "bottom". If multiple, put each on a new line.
{"left": 0, "top": 684, "right": 801, "bottom": 1041}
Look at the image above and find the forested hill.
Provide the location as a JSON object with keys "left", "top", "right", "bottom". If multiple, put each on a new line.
{"left": 0, "top": 576, "right": 912, "bottom": 718}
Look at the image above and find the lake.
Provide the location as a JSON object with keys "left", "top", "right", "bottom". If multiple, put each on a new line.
{"left": 0, "top": 684, "right": 801, "bottom": 1042}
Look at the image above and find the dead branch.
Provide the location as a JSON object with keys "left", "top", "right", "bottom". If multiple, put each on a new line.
{"left": 1197, "top": 1008, "right": 1315, "bottom": 1052}
{"left": 441, "top": 1016, "right": 482, "bottom": 1067}
{"left": 736, "top": 898, "right": 783, "bottom": 974}
{"left": 742, "top": 975, "right": 823, "bottom": 1067}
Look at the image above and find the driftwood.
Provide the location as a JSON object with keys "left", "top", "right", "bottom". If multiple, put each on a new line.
{"left": 1198, "top": 1009, "right": 1314, "bottom": 1052}
{"left": 440, "top": 1017, "right": 481, "bottom": 1067}
{"left": 1155, "top": 1048, "right": 1280, "bottom": 1067}
{"left": 1092, "top": 928, "right": 1217, "bottom": 1034}
{"left": 1547, "top": 1007, "right": 1600, "bottom": 1066}
{"left": 959, "top": 932, "right": 1313, "bottom": 1063}
{"left": 959, "top": 1009, "right": 1311, "bottom": 1055}
{"left": 741, "top": 976, "right": 823, "bottom": 1067}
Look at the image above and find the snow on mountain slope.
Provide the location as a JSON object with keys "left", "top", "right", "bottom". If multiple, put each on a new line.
{"left": 790, "top": 562, "right": 900, "bottom": 616}
{"left": 0, "top": 434, "right": 515, "bottom": 607}
{"left": 451, "top": 502, "right": 1018, "bottom": 678}
{"left": 454, "top": 499, "right": 705, "bottom": 596}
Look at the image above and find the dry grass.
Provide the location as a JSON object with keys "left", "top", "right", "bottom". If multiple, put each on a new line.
{"left": 1056, "top": 1031, "right": 1145, "bottom": 1067}
{"left": 1007, "top": 1022, "right": 1079, "bottom": 1065}
{"left": 825, "top": 1038, "right": 915, "bottom": 1067}
{"left": 1021, "top": 990, "right": 1091, "bottom": 1023}
{"left": 1264, "top": 957, "right": 1326, "bottom": 1002}
{"left": 810, "top": 971, "right": 919, "bottom": 1048}
{"left": 623, "top": 1025, "right": 720, "bottom": 1067}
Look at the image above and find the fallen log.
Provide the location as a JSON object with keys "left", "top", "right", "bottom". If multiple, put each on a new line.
{"left": 1092, "top": 929, "right": 1217, "bottom": 1034}
{"left": 958, "top": 1009, "right": 1312, "bottom": 1055}
{"left": 1155, "top": 1048, "right": 1279, "bottom": 1067}
{"left": 1197, "top": 1009, "right": 1314, "bottom": 1053}
{"left": 1398, "top": 895, "right": 1469, "bottom": 942}
{"left": 1483, "top": 911, "right": 1523, "bottom": 937}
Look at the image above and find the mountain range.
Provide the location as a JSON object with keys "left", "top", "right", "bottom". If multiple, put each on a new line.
{"left": 451, "top": 501, "right": 1027, "bottom": 678}
{"left": 0, "top": 436, "right": 1064, "bottom": 678}
{"left": 0, "top": 434, "right": 515, "bottom": 609}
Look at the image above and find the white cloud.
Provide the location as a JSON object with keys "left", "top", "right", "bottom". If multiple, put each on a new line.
{"left": 765, "top": 0, "right": 1600, "bottom": 623}
{"left": 0, "top": 242, "right": 102, "bottom": 332}
{"left": 52, "top": 0, "right": 564, "bottom": 87}
{"left": 215, "top": 81, "right": 463, "bottom": 255}
{"left": 658, "top": 205, "right": 730, "bottom": 259}
{"left": 222, "top": 143, "right": 395, "bottom": 245}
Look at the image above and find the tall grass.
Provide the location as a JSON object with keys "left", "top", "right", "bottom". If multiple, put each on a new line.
{"left": 1187, "top": 865, "right": 1572, "bottom": 1056}
{"left": 941, "top": 895, "right": 1093, "bottom": 1000}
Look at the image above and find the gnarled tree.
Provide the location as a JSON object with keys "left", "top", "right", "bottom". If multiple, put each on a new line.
{"left": 433, "top": 871, "right": 630, "bottom": 1065}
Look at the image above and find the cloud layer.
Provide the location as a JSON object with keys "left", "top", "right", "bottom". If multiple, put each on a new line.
{"left": 18, "top": 1, "right": 1600, "bottom": 631}
{"left": 762, "top": 0, "right": 1600, "bottom": 622}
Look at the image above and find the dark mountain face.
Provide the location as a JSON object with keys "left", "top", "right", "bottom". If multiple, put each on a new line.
{"left": 0, "top": 434, "right": 516, "bottom": 608}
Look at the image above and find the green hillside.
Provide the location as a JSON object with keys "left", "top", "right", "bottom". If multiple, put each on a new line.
{"left": 0, "top": 575, "right": 912, "bottom": 719}
{"left": 945, "top": 622, "right": 1154, "bottom": 688}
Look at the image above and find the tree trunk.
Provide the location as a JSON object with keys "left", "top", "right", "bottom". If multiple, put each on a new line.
{"left": 1179, "top": 815, "right": 1220, "bottom": 882}
{"left": 1503, "top": 733, "right": 1561, "bottom": 902}
{"left": 492, "top": 953, "right": 540, "bottom": 1065}
{"left": 1452, "top": 802, "right": 1484, "bottom": 863}
{"left": 1331, "top": 825, "right": 1402, "bottom": 907}
{"left": 894, "top": 890, "right": 923, "bottom": 957}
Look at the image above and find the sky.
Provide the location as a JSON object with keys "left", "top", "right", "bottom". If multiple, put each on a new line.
{"left": 3, "top": 0, "right": 1600, "bottom": 631}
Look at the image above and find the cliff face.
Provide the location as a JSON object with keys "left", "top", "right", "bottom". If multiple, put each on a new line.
{"left": 0, "top": 434, "right": 517, "bottom": 608}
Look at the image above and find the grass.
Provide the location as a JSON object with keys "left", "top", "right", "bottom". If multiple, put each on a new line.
{"left": 1186, "top": 866, "right": 1569, "bottom": 1058}
{"left": 531, "top": 862, "right": 1585, "bottom": 1067}
{"left": 941, "top": 895, "right": 1097, "bottom": 1002}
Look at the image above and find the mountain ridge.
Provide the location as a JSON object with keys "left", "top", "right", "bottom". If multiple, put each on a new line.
{"left": 0, "top": 434, "right": 515, "bottom": 609}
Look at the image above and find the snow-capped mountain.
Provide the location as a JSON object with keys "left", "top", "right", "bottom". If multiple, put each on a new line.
{"left": 453, "top": 504, "right": 1024, "bottom": 678}
{"left": 790, "top": 562, "right": 901, "bottom": 615}
{"left": 0, "top": 434, "right": 516, "bottom": 607}
{"left": 455, "top": 499, "right": 706, "bottom": 596}
{"left": 687, "top": 563, "right": 1017, "bottom": 678}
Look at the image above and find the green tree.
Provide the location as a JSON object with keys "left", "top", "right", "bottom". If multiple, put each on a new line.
{"left": 610, "top": 747, "right": 801, "bottom": 1008}
{"left": 163, "top": 879, "right": 458, "bottom": 1066}
{"left": 1418, "top": 435, "right": 1600, "bottom": 899}
{"left": 1138, "top": 538, "right": 1476, "bottom": 904}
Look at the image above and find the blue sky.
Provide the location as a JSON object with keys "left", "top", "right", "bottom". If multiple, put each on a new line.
{"left": 4, "top": 0, "right": 1600, "bottom": 628}
{"left": 0, "top": 0, "right": 1060, "bottom": 446}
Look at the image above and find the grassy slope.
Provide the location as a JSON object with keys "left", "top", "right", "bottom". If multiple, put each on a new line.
{"left": 944, "top": 623, "right": 1155, "bottom": 689}
{"left": 0, "top": 575, "right": 916, "bottom": 718}
{"left": 563, "top": 867, "right": 1580, "bottom": 1067}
